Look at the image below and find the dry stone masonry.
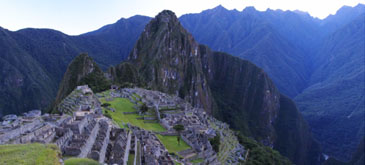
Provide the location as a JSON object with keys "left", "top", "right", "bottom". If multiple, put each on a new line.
{"left": 0, "top": 85, "right": 246, "bottom": 164}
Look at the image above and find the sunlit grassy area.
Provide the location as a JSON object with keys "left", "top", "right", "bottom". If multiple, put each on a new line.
{"left": 0, "top": 143, "right": 60, "bottom": 165}
{"left": 156, "top": 135, "right": 191, "bottom": 154}
{"left": 100, "top": 97, "right": 166, "bottom": 132}
{"left": 174, "top": 160, "right": 182, "bottom": 165}
{"left": 127, "top": 153, "right": 135, "bottom": 165}
{"left": 64, "top": 158, "right": 99, "bottom": 165}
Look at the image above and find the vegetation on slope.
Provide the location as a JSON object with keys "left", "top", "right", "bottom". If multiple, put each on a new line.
{"left": 274, "top": 94, "right": 322, "bottom": 164}
{"left": 0, "top": 28, "right": 58, "bottom": 117}
{"left": 237, "top": 134, "right": 291, "bottom": 165}
{"left": 295, "top": 14, "right": 365, "bottom": 161}
{"left": 0, "top": 143, "right": 60, "bottom": 165}
{"left": 108, "top": 62, "right": 140, "bottom": 87}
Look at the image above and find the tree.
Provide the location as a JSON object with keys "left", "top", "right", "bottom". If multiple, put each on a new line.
{"left": 140, "top": 103, "right": 148, "bottom": 113}
{"left": 173, "top": 124, "right": 185, "bottom": 145}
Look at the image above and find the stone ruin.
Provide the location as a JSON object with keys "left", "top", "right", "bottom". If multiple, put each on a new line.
{"left": 57, "top": 85, "right": 102, "bottom": 115}
{"left": 130, "top": 125, "right": 174, "bottom": 165}
{"left": 113, "top": 87, "right": 246, "bottom": 164}
{"left": 0, "top": 85, "right": 247, "bottom": 164}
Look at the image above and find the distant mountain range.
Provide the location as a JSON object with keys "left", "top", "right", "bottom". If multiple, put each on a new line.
{"left": 0, "top": 3, "right": 364, "bottom": 163}
{"left": 179, "top": 4, "right": 365, "bottom": 161}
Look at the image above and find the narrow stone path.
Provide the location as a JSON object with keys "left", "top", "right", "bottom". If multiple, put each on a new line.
{"left": 123, "top": 131, "right": 132, "bottom": 165}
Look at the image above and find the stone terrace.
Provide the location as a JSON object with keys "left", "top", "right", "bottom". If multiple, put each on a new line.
{"left": 0, "top": 85, "right": 247, "bottom": 164}
{"left": 130, "top": 125, "right": 174, "bottom": 165}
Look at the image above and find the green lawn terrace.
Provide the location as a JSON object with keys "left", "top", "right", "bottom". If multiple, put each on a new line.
{"left": 156, "top": 134, "right": 191, "bottom": 155}
{"left": 64, "top": 158, "right": 99, "bottom": 165}
{"left": 0, "top": 143, "right": 61, "bottom": 165}
{"left": 99, "top": 96, "right": 166, "bottom": 132}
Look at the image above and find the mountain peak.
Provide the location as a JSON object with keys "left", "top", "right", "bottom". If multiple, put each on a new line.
{"left": 155, "top": 10, "right": 178, "bottom": 23}
{"left": 212, "top": 4, "right": 227, "bottom": 11}
{"left": 242, "top": 6, "right": 257, "bottom": 12}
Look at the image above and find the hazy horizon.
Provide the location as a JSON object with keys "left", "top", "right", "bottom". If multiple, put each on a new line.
{"left": 0, "top": 0, "right": 363, "bottom": 35}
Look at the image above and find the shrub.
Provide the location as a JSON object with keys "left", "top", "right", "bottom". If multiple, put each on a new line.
{"left": 101, "top": 103, "right": 111, "bottom": 107}
{"left": 140, "top": 103, "right": 148, "bottom": 113}
{"left": 209, "top": 134, "right": 220, "bottom": 153}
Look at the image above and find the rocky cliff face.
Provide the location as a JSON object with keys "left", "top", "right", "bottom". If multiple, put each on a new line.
{"left": 111, "top": 10, "right": 322, "bottom": 165}
{"left": 53, "top": 53, "right": 110, "bottom": 109}
{"left": 199, "top": 45, "right": 280, "bottom": 144}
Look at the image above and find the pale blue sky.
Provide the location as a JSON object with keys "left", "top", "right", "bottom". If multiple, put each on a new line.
{"left": 0, "top": 0, "right": 363, "bottom": 35}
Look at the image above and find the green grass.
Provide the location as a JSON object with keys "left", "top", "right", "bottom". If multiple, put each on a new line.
{"left": 174, "top": 160, "right": 182, "bottom": 165}
{"left": 100, "top": 97, "right": 166, "bottom": 132}
{"left": 0, "top": 143, "right": 60, "bottom": 165}
{"left": 136, "top": 142, "right": 141, "bottom": 165}
{"left": 127, "top": 153, "right": 135, "bottom": 165}
{"left": 156, "top": 135, "right": 191, "bottom": 154}
{"left": 191, "top": 158, "right": 204, "bottom": 164}
{"left": 64, "top": 158, "right": 99, "bottom": 165}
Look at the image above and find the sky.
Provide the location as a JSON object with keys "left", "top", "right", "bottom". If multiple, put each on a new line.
{"left": 0, "top": 0, "right": 363, "bottom": 35}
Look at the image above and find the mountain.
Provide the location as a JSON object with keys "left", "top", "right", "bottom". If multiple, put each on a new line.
{"left": 83, "top": 15, "right": 151, "bottom": 62}
{"left": 0, "top": 15, "right": 149, "bottom": 117}
{"left": 295, "top": 14, "right": 365, "bottom": 161}
{"left": 53, "top": 53, "right": 110, "bottom": 109}
{"left": 179, "top": 6, "right": 313, "bottom": 98}
{"left": 112, "top": 10, "right": 322, "bottom": 165}
{"left": 323, "top": 137, "right": 364, "bottom": 165}
{"left": 320, "top": 4, "right": 365, "bottom": 35}
{"left": 0, "top": 27, "right": 57, "bottom": 117}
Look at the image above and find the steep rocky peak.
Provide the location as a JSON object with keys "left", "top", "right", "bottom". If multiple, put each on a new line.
{"left": 126, "top": 10, "right": 213, "bottom": 113}
{"left": 155, "top": 10, "right": 178, "bottom": 23}
{"left": 129, "top": 9, "right": 199, "bottom": 62}
{"left": 143, "top": 10, "right": 181, "bottom": 35}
